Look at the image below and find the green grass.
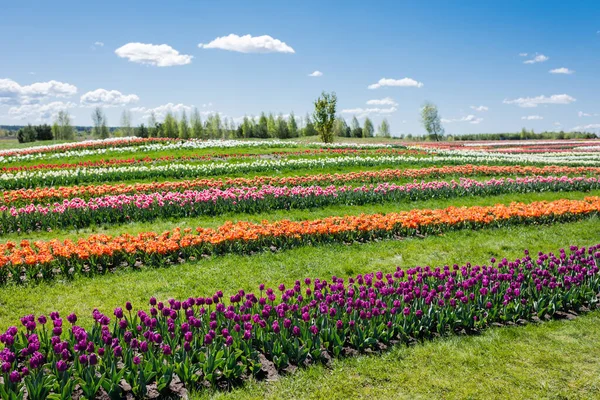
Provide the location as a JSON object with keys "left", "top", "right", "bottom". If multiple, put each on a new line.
{"left": 1, "top": 217, "right": 598, "bottom": 331}
{"left": 191, "top": 310, "right": 600, "bottom": 399}
{"left": 5, "top": 189, "right": 599, "bottom": 244}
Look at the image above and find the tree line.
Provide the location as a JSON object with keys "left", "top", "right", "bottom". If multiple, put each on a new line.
{"left": 11, "top": 96, "right": 598, "bottom": 144}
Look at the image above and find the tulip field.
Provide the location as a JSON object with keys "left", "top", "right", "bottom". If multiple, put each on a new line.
{"left": 2, "top": 137, "right": 600, "bottom": 399}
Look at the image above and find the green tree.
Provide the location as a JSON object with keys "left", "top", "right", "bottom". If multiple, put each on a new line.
{"left": 350, "top": 116, "right": 362, "bottom": 138}
{"left": 377, "top": 118, "right": 391, "bottom": 138}
{"left": 191, "top": 108, "right": 204, "bottom": 139}
{"left": 163, "top": 112, "right": 178, "bottom": 138}
{"left": 333, "top": 117, "right": 348, "bottom": 137}
{"left": 17, "top": 124, "right": 37, "bottom": 143}
{"left": 55, "top": 110, "right": 75, "bottom": 140}
{"left": 178, "top": 110, "right": 190, "bottom": 139}
{"left": 312, "top": 91, "right": 337, "bottom": 143}
{"left": 242, "top": 116, "right": 254, "bottom": 138}
{"left": 148, "top": 112, "right": 158, "bottom": 138}
{"left": 276, "top": 114, "right": 289, "bottom": 139}
{"left": 421, "top": 102, "right": 444, "bottom": 141}
{"left": 287, "top": 112, "right": 298, "bottom": 138}
{"left": 136, "top": 123, "right": 149, "bottom": 138}
{"left": 91, "top": 107, "right": 109, "bottom": 139}
{"left": 267, "top": 113, "right": 277, "bottom": 138}
{"left": 51, "top": 122, "right": 60, "bottom": 140}
{"left": 34, "top": 124, "right": 53, "bottom": 141}
{"left": 256, "top": 113, "right": 269, "bottom": 138}
{"left": 120, "top": 110, "right": 133, "bottom": 137}
{"left": 303, "top": 113, "right": 317, "bottom": 136}
{"left": 363, "top": 117, "right": 374, "bottom": 138}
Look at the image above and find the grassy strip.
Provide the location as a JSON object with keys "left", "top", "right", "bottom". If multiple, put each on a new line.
{"left": 193, "top": 310, "right": 600, "bottom": 399}
{"left": 0, "top": 217, "right": 598, "bottom": 331}
{"left": 4, "top": 190, "right": 599, "bottom": 244}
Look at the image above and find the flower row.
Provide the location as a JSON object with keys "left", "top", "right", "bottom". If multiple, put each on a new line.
{"left": 2, "top": 176, "right": 599, "bottom": 235}
{"left": 1, "top": 197, "right": 600, "bottom": 285}
{"left": 0, "top": 148, "right": 415, "bottom": 173}
{"left": 4, "top": 151, "right": 600, "bottom": 190}
{"left": 3, "top": 164, "right": 598, "bottom": 205}
{"left": 0, "top": 137, "right": 174, "bottom": 159}
{"left": 0, "top": 138, "right": 400, "bottom": 164}
{"left": 1, "top": 244, "right": 599, "bottom": 398}
{"left": 411, "top": 146, "right": 600, "bottom": 164}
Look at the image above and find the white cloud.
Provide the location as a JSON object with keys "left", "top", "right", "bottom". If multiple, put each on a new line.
{"left": 503, "top": 94, "right": 576, "bottom": 108}
{"left": 341, "top": 106, "right": 397, "bottom": 118}
{"left": 521, "top": 115, "right": 543, "bottom": 120}
{"left": 8, "top": 101, "right": 77, "bottom": 121}
{"left": 131, "top": 103, "right": 198, "bottom": 120}
{"left": 308, "top": 70, "right": 323, "bottom": 77}
{"left": 523, "top": 54, "right": 549, "bottom": 64}
{"left": 199, "top": 34, "right": 295, "bottom": 54}
{"left": 578, "top": 111, "right": 598, "bottom": 117}
{"left": 470, "top": 105, "right": 489, "bottom": 112}
{"left": 553, "top": 122, "right": 562, "bottom": 126}
{"left": 0, "top": 78, "right": 77, "bottom": 105}
{"left": 519, "top": 52, "right": 528, "bottom": 57}
{"left": 368, "top": 77, "right": 423, "bottom": 89}
{"left": 549, "top": 67, "right": 574, "bottom": 74}
{"left": 80, "top": 89, "right": 139, "bottom": 107}
{"left": 571, "top": 124, "right": 600, "bottom": 131}
{"left": 115, "top": 43, "right": 193, "bottom": 67}
{"left": 94, "top": 41, "right": 104, "bottom": 47}
{"left": 366, "top": 97, "right": 398, "bottom": 106}
{"left": 441, "top": 115, "right": 483, "bottom": 124}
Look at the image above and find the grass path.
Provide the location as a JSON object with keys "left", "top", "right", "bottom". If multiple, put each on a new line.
{"left": 193, "top": 310, "right": 600, "bottom": 399}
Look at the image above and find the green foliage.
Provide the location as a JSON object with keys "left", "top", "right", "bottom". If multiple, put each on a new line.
{"left": 333, "top": 118, "right": 349, "bottom": 137}
{"left": 55, "top": 110, "right": 75, "bottom": 140}
{"left": 17, "top": 124, "right": 37, "bottom": 143}
{"left": 120, "top": 110, "right": 133, "bottom": 137}
{"left": 178, "top": 110, "right": 190, "bottom": 139}
{"left": 162, "top": 112, "right": 178, "bottom": 138}
{"left": 206, "top": 113, "right": 222, "bottom": 139}
{"left": 287, "top": 112, "right": 299, "bottom": 138}
{"left": 267, "top": 113, "right": 277, "bottom": 138}
{"left": 34, "top": 124, "right": 53, "bottom": 141}
{"left": 136, "top": 123, "right": 149, "bottom": 138}
{"left": 363, "top": 117, "right": 374, "bottom": 138}
{"left": 191, "top": 108, "right": 204, "bottom": 139}
{"left": 91, "top": 107, "right": 110, "bottom": 139}
{"left": 302, "top": 113, "right": 318, "bottom": 137}
{"left": 276, "top": 114, "right": 290, "bottom": 139}
{"left": 255, "top": 113, "right": 269, "bottom": 138}
{"left": 350, "top": 116, "right": 363, "bottom": 138}
{"left": 377, "top": 118, "right": 391, "bottom": 138}
{"left": 313, "top": 91, "right": 337, "bottom": 143}
{"left": 421, "top": 102, "right": 444, "bottom": 141}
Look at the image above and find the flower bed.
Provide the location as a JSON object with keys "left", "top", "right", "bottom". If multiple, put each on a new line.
{"left": 2, "top": 176, "right": 600, "bottom": 235}
{"left": 3, "top": 165, "right": 599, "bottom": 205}
{"left": 1, "top": 244, "right": 599, "bottom": 398}
{"left": 3, "top": 152, "right": 600, "bottom": 190}
{"left": 1, "top": 197, "right": 600, "bottom": 285}
{"left": 0, "top": 139, "right": 402, "bottom": 164}
{"left": 0, "top": 148, "right": 419, "bottom": 173}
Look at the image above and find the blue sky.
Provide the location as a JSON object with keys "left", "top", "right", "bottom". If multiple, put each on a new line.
{"left": 0, "top": 0, "right": 599, "bottom": 135}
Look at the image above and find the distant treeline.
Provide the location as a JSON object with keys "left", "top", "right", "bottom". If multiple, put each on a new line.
{"left": 398, "top": 129, "right": 598, "bottom": 142}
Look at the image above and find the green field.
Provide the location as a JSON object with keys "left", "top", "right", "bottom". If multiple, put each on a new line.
{"left": 1, "top": 138, "right": 599, "bottom": 399}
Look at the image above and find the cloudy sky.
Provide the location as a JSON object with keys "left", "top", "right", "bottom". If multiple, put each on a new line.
{"left": 1, "top": 0, "right": 599, "bottom": 135}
